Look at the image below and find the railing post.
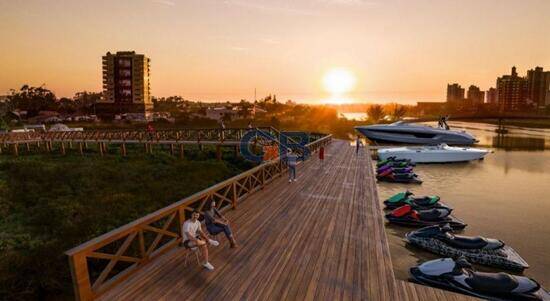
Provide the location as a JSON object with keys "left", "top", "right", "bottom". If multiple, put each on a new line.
{"left": 232, "top": 181, "right": 238, "bottom": 209}
{"left": 68, "top": 253, "right": 93, "bottom": 301}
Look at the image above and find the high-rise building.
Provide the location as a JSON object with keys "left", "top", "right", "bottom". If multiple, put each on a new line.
{"left": 544, "top": 71, "right": 550, "bottom": 107}
{"left": 486, "top": 87, "right": 497, "bottom": 104}
{"left": 466, "top": 85, "right": 485, "bottom": 105}
{"left": 446, "top": 83, "right": 465, "bottom": 103}
{"left": 98, "top": 51, "right": 152, "bottom": 119}
{"left": 496, "top": 66, "right": 528, "bottom": 111}
{"left": 526, "top": 67, "right": 547, "bottom": 108}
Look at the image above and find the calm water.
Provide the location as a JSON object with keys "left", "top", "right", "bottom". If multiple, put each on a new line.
{"left": 376, "top": 122, "right": 550, "bottom": 287}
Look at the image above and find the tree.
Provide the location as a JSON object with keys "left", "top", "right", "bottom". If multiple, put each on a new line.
{"left": 237, "top": 100, "right": 252, "bottom": 118}
{"left": 57, "top": 97, "right": 77, "bottom": 114}
{"left": 73, "top": 91, "right": 102, "bottom": 114}
{"left": 386, "top": 103, "right": 408, "bottom": 121}
{"left": 7, "top": 85, "right": 58, "bottom": 117}
{"left": 367, "top": 104, "right": 384, "bottom": 122}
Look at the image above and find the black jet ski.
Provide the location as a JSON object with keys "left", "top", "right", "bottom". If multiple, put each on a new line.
{"left": 376, "top": 156, "right": 414, "bottom": 168}
{"left": 384, "top": 190, "right": 450, "bottom": 210}
{"left": 405, "top": 225, "right": 529, "bottom": 271}
{"left": 410, "top": 257, "right": 549, "bottom": 301}
{"left": 385, "top": 205, "right": 466, "bottom": 229}
{"left": 377, "top": 173, "right": 423, "bottom": 184}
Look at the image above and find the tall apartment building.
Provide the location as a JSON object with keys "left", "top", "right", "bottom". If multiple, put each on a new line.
{"left": 466, "top": 85, "right": 484, "bottom": 105}
{"left": 486, "top": 87, "right": 497, "bottom": 104}
{"left": 496, "top": 66, "right": 528, "bottom": 111}
{"left": 446, "top": 83, "right": 465, "bottom": 103}
{"left": 526, "top": 66, "right": 548, "bottom": 108}
{"left": 98, "top": 51, "right": 152, "bottom": 119}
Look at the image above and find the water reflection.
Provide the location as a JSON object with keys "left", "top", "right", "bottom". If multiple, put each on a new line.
{"left": 491, "top": 135, "right": 546, "bottom": 151}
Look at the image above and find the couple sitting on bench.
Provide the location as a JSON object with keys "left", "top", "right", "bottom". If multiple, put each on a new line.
{"left": 181, "top": 201, "right": 238, "bottom": 271}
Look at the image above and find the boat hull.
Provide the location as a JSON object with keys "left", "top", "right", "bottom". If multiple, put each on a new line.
{"left": 405, "top": 233, "right": 529, "bottom": 271}
{"left": 378, "top": 146, "right": 489, "bottom": 163}
{"left": 355, "top": 124, "right": 476, "bottom": 145}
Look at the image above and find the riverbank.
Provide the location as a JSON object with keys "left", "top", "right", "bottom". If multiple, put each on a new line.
{"left": 453, "top": 118, "right": 550, "bottom": 129}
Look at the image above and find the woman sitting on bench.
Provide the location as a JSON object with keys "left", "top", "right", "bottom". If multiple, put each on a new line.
{"left": 204, "top": 201, "right": 238, "bottom": 248}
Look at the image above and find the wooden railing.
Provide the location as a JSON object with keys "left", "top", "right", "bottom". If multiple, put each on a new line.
{"left": 65, "top": 134, "right": 332, "bottom": 301}
{"left": 0, "top": 127, "right": 277, "bottom": 144}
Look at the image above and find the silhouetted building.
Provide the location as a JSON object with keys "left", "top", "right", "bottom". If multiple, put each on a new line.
{"left": 486, "top": 87, "right": 497, "bottom": 104}
{"left": 98, "top": 51, "right": 152, "bottom": 119}
{"left": 526, "top": 67, "right": 548, "bottom": 108}
{"left": 546, "top": 72, "right": 550, "bottom": 106}
{"left": 446, "top": 83, "right": 465, "bottom": 103}
{"left": 466, "top": 85, "right": 484, "bottom": 105}
{"left": 496, "top": 66, "right": 528, "bottom": 111}
{"left": 416, "top": 102, "right": 445, "bottom": 115}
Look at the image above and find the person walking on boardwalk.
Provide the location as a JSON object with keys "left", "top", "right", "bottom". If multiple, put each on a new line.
{"left": 204, "top": 201, "right": 238, "bottom": 248}
{"left": 146, "top": 122, "right": 156, "bottom": 140}
{"left": 356, "top": 135, "right": 362, "bottom": 154}
{"left": 319, "top": 146, "right": 325, "bottom": 168}
{"left": 182, "top": 210, "right": 220, "bottom": 271}
{"left": 220, "top": 121, "right": 226, "bottom": 141}
{"left": 286, "top": 149, "right": 299, "bottom": 183}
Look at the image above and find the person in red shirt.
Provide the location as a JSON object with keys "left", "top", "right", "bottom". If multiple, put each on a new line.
{"left": 146, "top": 123, "right": 156, "bottom": 140}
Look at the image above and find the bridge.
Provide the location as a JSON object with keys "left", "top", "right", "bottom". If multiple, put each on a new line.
{"left": 0, "top": 127, "right": 325, "bottom": 158}
{"left": 65, "top": 135, "right": 475, "bottom": 301}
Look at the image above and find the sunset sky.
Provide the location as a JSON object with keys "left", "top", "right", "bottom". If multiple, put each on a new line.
{"left": 1, "top": 0, "right": 550, "bottom": 104}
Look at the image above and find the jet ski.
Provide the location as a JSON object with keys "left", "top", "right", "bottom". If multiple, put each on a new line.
{"left": 384, "top": 190, "right": 447, "bottom": 210}
{"left": 405, "top": 225, "right": 529, "bottom": 271}
{"left": 377, "top": 165, "right": 414, "bottom": 174}
{"left": 410, "top": 257, "right": 549, "bottom": 301}
{"left": 385, "top": 205, "right": 466, "bottom": 229}
{"left": 377, "top": 161, "right": 414, "bottom": 168}
{"left": 376, "top": 156, "right": 413, "bottom": 167}
{"left": 377, "top": 172, "right": 423, "bottom": 184}
{"left": 377, "top": 168, "right": 413, "bottom": 177}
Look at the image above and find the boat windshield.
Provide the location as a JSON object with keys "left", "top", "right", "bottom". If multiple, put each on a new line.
{"left": 389, "top": 121, "right": 406, "bottom": 126}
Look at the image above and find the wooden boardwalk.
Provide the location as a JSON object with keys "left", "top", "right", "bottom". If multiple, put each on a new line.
{"left": 97, "top": 139, "right": 475, "bottom": 301}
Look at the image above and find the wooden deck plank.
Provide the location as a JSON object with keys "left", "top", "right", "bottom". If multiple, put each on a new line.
{"left": 98, "top": 139, "right": 477, "bottom": 301}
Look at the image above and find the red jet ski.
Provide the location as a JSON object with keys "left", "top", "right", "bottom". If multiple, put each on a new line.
{"left": 385, "top": 205, "right": 466, "bottom": 229}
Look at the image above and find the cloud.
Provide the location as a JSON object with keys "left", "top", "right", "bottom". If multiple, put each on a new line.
{"left": 260, "top": 38, "right": 280, "bottom": 45}
{"left": 151, "top": 0, "right": 176, "bottom": 6}
{"left": 230, "top": 46, "right": 248, "bottom": 51}
{"left": 317, "top": 0, "right": 378, "bottom": 5}
{"left": 223, "top": 0, "right": 320, "bottom": 16}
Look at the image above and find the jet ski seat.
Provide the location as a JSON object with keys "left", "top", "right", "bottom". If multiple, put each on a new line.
{"left": 465, "top": 271, "right": 519, "bottom": 293}
{"left": 444, "top": 234, "right": 488, "bottom": 249}
{"left": 417, "top": 208, "right": 450, "bottom": 221}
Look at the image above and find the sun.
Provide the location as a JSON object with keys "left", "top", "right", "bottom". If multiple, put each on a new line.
{"left": 323, "top": 68, "right": 356, "bottom": 95}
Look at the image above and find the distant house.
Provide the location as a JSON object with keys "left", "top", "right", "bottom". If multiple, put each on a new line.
{"left": 205, "top": 106, "right": 239, "bottom": 122}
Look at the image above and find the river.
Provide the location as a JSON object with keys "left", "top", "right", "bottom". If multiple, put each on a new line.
{"left": 375, "top": 121, "right": 550, "bottom": 287}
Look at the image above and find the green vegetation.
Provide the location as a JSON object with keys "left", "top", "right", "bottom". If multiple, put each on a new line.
{"left": 0, "top": 151, "right": 254, "bottom": 300}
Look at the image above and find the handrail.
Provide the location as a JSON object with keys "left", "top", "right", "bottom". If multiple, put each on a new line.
{"left": 65, "top": 133, "right": 332, "bottom": 301}
{"left": 0, "top": 127, "right": 276, "bottom": 144}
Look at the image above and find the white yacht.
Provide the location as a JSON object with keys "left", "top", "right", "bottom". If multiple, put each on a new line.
{"left": 378, "top": 144, "right": 489, "bottom": 163}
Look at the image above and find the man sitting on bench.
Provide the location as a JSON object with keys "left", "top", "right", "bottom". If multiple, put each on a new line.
{"left": 204, "top": 201, "right": 238, "bottom": 248}
{"left": 182, "top": 210, "right": 219, "bottom": 270}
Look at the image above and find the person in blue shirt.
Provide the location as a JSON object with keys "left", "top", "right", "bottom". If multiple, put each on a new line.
{"left": 286, "top": 149, "right": 299, "bottom": 182}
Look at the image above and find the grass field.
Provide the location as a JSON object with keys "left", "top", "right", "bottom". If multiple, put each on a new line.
{"left": 0, "top": 150, "right": 255, "bottom": 300}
